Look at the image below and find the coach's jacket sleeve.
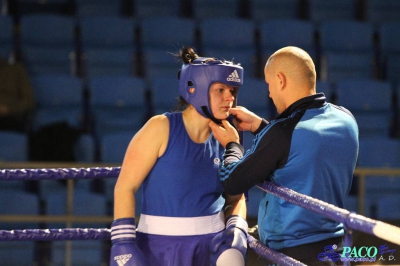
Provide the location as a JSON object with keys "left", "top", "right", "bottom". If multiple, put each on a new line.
{"left": 219, "top": 120, "right": 291, "bottom": 195}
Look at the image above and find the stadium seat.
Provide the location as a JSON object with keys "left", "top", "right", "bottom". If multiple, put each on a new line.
{"left": 82, "top": 48, "right": 136, "bottom": 77}
{"left": 20, "top": 14, "right": 77, "bottom": 75}
{"left": 79, "top": 15, "right": 136, "bottom": 50}
{"left": 142, "top": 49, "right": 181, "bottom": 80}
{"left": 0, "top": 190, "right": 39, "bottom": 265}
{"left": 0, "top": 190, "right": 39, "bottom": 230}
{"left": 364, "top": 0, "right": 400, "bottom": 24}
{"left": 237, "top": 78, "right": 271, "bottom": 119}
{"left": 318, "top": 20, "right": 374, "bottom": 54}
{"left": 306, "top": 0, "right": 356, "bottom": 23}
{"left": 357, "top": 137, "right": 400, "bottom": 219}
{"left": 199, "top": 18, "right": 257, "bottom": 76}
{"left": 44, "top": 189, "right": 107, "bottom": 265}
{"left": 19, "top": 14, "right": 75, "bottom": 49}
{"left": 0, "top": 15, "right": 14, "bottom": 59}
{"left": 100, "top": 131, "right": 143, "bottom": 216}
{"left": 75, "top": 1, "right": 122, "bottom": 17}
{"left": 336, "top": 78, "right": 393, "bottom": 138}
{"left": 79, "top": 16, "right": 136, "bottom": 77}
{"left": 133, "top": 0, "right": 181, "bottom": 17}
{"left": 378, "top": 21, "right": 400, "bottom": 84}
{"left": 249, "top": 0, "right": 299, "bottom": 21}
{"left": 89, "top": 76, "right": 146, "bottom": 136}
{"left": 31, "top": 74, "right": 84, "bottom": 130}
{"left": 23, "top": 46, "right": 77, "bottom": 76}
{"left": 318, "top": 20, "right": 376, "bottom": 82}
{"left": 140, "top": 16, "right": 196, "bottom": 51}
{"left": 74, "top": 133, "right": 95, "bottom": 163}
{"left": 316, "top": 80, "right": 333, "bottom": 102}
{"left": 199, "top": 18, "right": 256, "bottom": 51}
{"left": 100, "top": 131, "right": 133, "bottom": 163}
{"left": 259, "top": 19, "right": 317, "bottom": 64}
{"left": 320, "top": 53, "right": 375, "bottom": 82}
{"left": 0, "top": 131, "right": 29, "bottom": 161}
{"left": 149, "top": 75, "right": 181, "bottom": 115}
{"left": 192, "top": 0, "right": 240, "bottom": 18}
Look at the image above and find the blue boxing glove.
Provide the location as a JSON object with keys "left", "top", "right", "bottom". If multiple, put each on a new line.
{"left": 110, "top": 218, "right": 149, "bottom": 266}
{"left": 210, "top": 215, "right": 248, "bottom": 266}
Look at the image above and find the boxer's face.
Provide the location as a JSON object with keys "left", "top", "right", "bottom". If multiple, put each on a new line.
{"left": 209, "top": 82, "right": 237, "bottom": 120}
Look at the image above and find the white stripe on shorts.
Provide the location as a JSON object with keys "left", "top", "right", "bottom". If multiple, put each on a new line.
{"left": 137, "top": 212, "right": 225, "bottom": 236}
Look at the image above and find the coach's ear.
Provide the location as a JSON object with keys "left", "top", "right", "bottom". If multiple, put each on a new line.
{"left": 277, "top": 71, "right": 286, "bottom": 91}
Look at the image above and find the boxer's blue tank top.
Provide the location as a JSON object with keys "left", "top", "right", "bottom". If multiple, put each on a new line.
{"left": 141, "top": 112, "right": 225, "bottom": 217}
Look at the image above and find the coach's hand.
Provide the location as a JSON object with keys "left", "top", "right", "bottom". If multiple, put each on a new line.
{"left": 209, "top": 119, "right": 240, "bottom": 148}
{"left": 110, "top": 218, "right": 149, "bottom": 266}
{"left": 210, "top": 215, "right": 248, "bottom": 266}
{"left": 229, "top": 107, "right": 263, "bottom": 133}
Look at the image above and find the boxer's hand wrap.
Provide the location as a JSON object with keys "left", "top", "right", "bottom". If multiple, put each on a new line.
{"left": 109, "top": 218, "right": 149, "bottom": 266}
{"left": 210, "top": 215, "right": 248, "bottom": 266}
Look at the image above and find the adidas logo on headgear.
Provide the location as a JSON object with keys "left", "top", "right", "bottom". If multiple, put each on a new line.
{"left": 227, "top": 70, "right": 241, "bottom": 82}
{"left": 114, "top": 254, "right": 132, "bottom": 266}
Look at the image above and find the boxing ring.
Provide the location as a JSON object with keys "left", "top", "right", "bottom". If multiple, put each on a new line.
{"left": 1, "top": 167, "right": 400, "bottom": 265}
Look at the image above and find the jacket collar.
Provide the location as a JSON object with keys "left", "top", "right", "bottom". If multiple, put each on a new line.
{"left": 277, "top": 93, "right": 327, "bottom": 119}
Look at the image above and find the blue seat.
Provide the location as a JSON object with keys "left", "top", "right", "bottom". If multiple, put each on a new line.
{"left": 83, "top": 48, "right": 135, "bottom": 77}
{"left": 100, "top": 131, "right": 143, "bottom": 216}
{"left": 20, "top": 14, "right": 77, "bottom": 75}
{"left": 376, "top": 195, "right": 400, "bottom": 220}
{"left": 0, "top": 190, "right": 39, "bottom": 265}
{"left": 0, "top": 16, "right": 14, "bottom": 58}
{"left": 79, "top": 16, "right": 135, "bottom": 50}
{"left": 320, "top": 52, "right": 375, "bottom": 82}
{"left": 365, "top": 0, "right": 400, "bottom": 24}
{"left": 133, "top": 0, "right": 181, "bottom": 17}
{"left": 336, "top": 78, "right": 393, "bottom": 138}
{"left": 140, "top": 16, "right": 196, "bottom": 51}
{"left": 316, "top": 80, "right": 333, "bottom": 102}
{"left": 199, "top": 18, "right": 256, "bottom": 51}
{"left": 44, "top": 189, "right": 107, "bottom": 265}
{"left": 100, "top": 131, "right": 134, "bottom": 163}
{"left": 378, "top": 22, "right": 400, "bottom": 84}
{"left": 199, "top": 18, "right": 256, "bottom": 75}
{"left": 307, "top": 0, "right": 356, "bottom": 23}
{"left": 0, "top": 131, "right": 28, "bottom": 161}
{"left": 237, "top": 78, "right": 271, "bottom": 119}
{"left": 20, "top": 14, "right": 75, "bottom": 49}
{"left": 142, "top": 49, "right": 182, "bottom": 80}
{"left": 357, "top": 137, "right": 400, "bottom": 218}
{"left": 23, "top": 46, "right": 77, "bottom": 76}
{"left": 318, "top": 20, "right": 376, "bottom": 82}
{"left": 249, "top": 0, "right": 299, "bottom": 21}
{"left": 89, "top": 76, "right": 146, "bottom": 136}
{"left": 357, "top": 137, "right": 400, "bottom": 211}
{"left": 319, "top": 20, "right": 374, "bottom": 54}
{"left": 192, "top": 0, "right": 240, "bottom": 18}
{"left": 150, "top": 75, "right": 181, "bottom": 115}
{"left": 0, "top": 190, "right": 39, "bottom": 230}
{"left": 385, "top": 55, "right": 400, "bottom": 86}
{"left": 76, "top": 2, "right": 122, "bottom": 17}
{"left": 74, "top": 134, "right": 95, "bottom": 163}
{"left": 31, "top": 74, "right": 83, "bottom": 130}
{"left": 259, "top": 19, "right": 317, "bottom": 63}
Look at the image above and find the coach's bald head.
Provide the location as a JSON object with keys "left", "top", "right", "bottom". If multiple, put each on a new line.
{"left": 264, "top": 46, "right": 316, "bottom": 114}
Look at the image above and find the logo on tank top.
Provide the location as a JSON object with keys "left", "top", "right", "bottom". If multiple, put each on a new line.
{"left": 214, "top": 158, "right": 220, "bottom": 165}
{"left": 114, "top": 254, "right": 132, "bottom": 265}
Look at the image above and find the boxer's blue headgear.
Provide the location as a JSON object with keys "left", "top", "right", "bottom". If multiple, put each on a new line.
{"left": 178, "top": 57, "right": 244, "bottom": 121}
